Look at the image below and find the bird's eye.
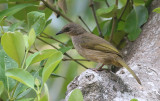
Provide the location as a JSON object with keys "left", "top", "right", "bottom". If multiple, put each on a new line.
{"left": 64, "top": 27, "right": 70, "bottom": 32}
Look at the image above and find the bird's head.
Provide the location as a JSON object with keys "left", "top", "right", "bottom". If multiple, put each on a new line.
{"left": 56, "top": 23, "right": 87, "bottom": 36}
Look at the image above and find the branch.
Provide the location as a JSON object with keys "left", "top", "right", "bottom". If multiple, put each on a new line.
{"left": 41, "top": 0, "right": 73, "bottom": 22}
{"left": 89, "top": 0, "right": 103, "bottom": 38}
{"left": 109, "top": 16, "right": 117, "bottom": 42}
{"left": 78, "top": 16, "right": 92, "bottom": 33}
{"left": 109, "top": 0, "right": 118, "bottom": 42}
{"left": 104, "top": 0, "right": 110, "bottom": 7}
{"left": 37, "top": 37, "right": 89, "bottom": 69}
{"left": 41, "top": 32, "right": 67, "bottom": 46}
{"left": 118, "top": 0, "right": 129, "bottom": 22}
{"left": 63, "top": 58, "right": 90, "bottom": 61}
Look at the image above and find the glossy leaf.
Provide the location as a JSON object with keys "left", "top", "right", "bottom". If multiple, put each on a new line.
{"left": 68, "top": 89, "right": 83, "bottom": 101}
{"left": 0, "top": 4, "right": 34, "bottom": 21}
{"left": 1, "top": 32, "right": 25, "bottom": 67}
{"left": 96, "top": 5, "right": 118, "bottom": 18}
{"left": 128, "top": 27, "right": 141, "bottom": 41}
{"left": 0, "top": 81, "right": 4, "bottom": 95}
{"left": 28, "top": 28, "right": 36, "bottom": 49}
{"left": 42, "top": 51, "right": 63, "bottom": 83}
{"left": 134, "top": 6, "right": 148, "bottom": 27}
{"left": 8, "top": 21, "right": 24, "bottom": 32}
{"left": 40, "top": 83, "right": 49, "bottom": 101}
{"left": 0, "top": 50, "right": 17, "bottom": 90}
{"left": 58, "top": 46, "right": 72, "bottom": 53}
{"left": 6, "top": 68, "right": 35, "bottom": 89}
{"left": 26, "top": 49, "right": 58, "bottom": 67}
{"left": 124, "top": 9, "right": 137, "bottom": 34}
{"left": 133, "top": 0, "right": 145, "bottom": 6}
{"left": 16, "top": 98, "right": 34, "bottom": 101}
{"left": 27, "top": 11, "right": 46, "bottom": 35}
{"left": 153, "top": 7, "right": 160, "bottom": 13}
{"left": 130, "top": 98, "right": 138, "bottom": 101}
{"left": 124, "top": 6, "right": 148, "bottom": 41}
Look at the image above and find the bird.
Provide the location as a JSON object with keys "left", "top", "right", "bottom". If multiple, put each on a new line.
{"left": 56, "top": 23, "right": 141, "bottom": 85}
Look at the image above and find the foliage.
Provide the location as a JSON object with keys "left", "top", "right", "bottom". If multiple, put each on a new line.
{"left": 130, "top": 98, "right": 138, "bottom": 101}
{"left": 0, "top": 8, "right": 63, "bottom": 100}
{"left": 0, "top": 0, "right": 153, "bottom": 100}
{"left": 153, "top": 7, "right": 160, "bottom": 13}
{"left": 68, "top": 89, "right": 84, "bottom": 101}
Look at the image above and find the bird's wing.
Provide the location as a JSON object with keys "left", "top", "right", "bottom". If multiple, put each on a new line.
{"left": 80, "top": 36, "right": 122, "bottom": 57}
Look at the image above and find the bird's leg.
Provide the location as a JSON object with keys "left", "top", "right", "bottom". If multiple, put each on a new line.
{"left": 97, "top": 64, "right": 105, "bottom": 71}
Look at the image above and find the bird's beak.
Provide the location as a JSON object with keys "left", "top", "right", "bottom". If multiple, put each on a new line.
{"left": 56, "top": 31, "right": 63, "bottom": 35}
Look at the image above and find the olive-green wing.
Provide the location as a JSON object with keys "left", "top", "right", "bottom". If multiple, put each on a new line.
{"left": 80, "top": 41, "right": 122, "bottom": 57}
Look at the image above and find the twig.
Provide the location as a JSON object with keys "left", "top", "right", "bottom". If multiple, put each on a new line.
{"left": 109, "top": 16, "right": 117, "bottom": 42}
{"left": 118, "top": 0, "right": 129, "bottom": 22}
{"left": 41, "top": 0, "right": 73, "bottom": 22}
{"left": 37, "top": 37, "right": 58, "bottom": 49}
{"left": 37, "top": 37, "right": 89, "bottom": 69}
{"left": 104, "top": 0, "right": 110, "bottom": 7}
{"left": 89, "top": 0, "right": 103, "bottom": 38}
{"left": 63, "top": 58, "right": 90, "bottom": 61}
{"left": 78, "top": 16, "right": 92, "bottom": 33}
{"left": 109, "top": 0, "right": 118, "bottom": 42}
{"left": 41, "top": 32, "right": 67, "bottom": 46}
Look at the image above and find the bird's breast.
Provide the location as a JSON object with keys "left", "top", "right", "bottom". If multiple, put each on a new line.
{"left": 71, "top": 36, "right": 86, "bottom": 57}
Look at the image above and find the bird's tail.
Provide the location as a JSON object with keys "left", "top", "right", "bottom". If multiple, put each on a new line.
{"left": 117, "top": 57, "right": 141, "bottom": 85}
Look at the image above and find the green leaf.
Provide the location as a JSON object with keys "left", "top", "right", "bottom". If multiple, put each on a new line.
{"left": 124, "top": 9, "right": 137, "bottom": 34}
{"left": 28, "top": 28, "right": 36, "bottom": 49}
{"left": 26, "top": 49, "right": 58, "bottom": 67}
{"left": 1, "top": 32, "right": 25, "bottom": 67}
{"left": 42, "top": 51, "right": 63, "bottom": 83}
{"left": 96, "top": 5, "right": 118, "bottom": 18}
{"left": 130, "top": 98, "right": 138, "bottom": 101}
{"left": 68, "top": 89, "right": 84, "bottom": 101}
{"left": 44, "top": 19, "right": 52, "bottom": 29}
{"left": 16, "top": 98, "right": 34, "bottom": 101}
{"left": 8, "top": 21, "right": 24, "bottom": 32}
{"left": 13, "top": 83, "right": 29, "bottom": 98}
{"left": 133, "top": 0, "right": 145, "bottom": 6}
{"left": 153, "top": 7, "right": 160, "bottom": 13}
{"left": 128, "top": 27, "right": 141, "bottom": 41}
{"left": 58, "top": 46, "right": 72, "bottom": 53}
{"left": 124, "top": 6, "right": 148, "bottom": 41}
{"left": 94, "top": 0, "right": 105, "bottom": 2}
{"left": 0, "top": 81, "right": 4, "bottom": 95}
{"left": 0, "top": 50, "right": 17, "bottom": 90}
{"left": 23, "top": 35, "right": 29, "bottom": 49}
{"left": 27, "top": 11, "right": 46, "bottom": 35}
{"left": 50, "top": 73, "right": 65, "bottom": 79}
{"left": 0, "top": 4, "right": 34, "bottom": 21}
{"left": 40, "top": 83, "right": 49, "bottom": 101}
{"left": 134, "top": 6, "right": 148, "bottom": 27}
{"left": 6, "top": 68, "right": 35, "bottom": 89}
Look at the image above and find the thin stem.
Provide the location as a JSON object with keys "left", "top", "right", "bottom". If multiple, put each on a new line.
{"left": 118, "top": 0, "right": 129, "bottom": 22}
{"left": 89, "top": 0, "right": 103, "bottom": 38}
{"left": 109, "top": 0, "right": 118, "bottom": 42}
{"left": 109, "top": 16, "right": 117, "bottom": 42}
{"left": 10, "top": 82, "right": 19, "bottom": 100}
{"left": 41, "top": 0, "right": 73, "bottom": 22}
{"left": 41, "top": 33, "right": 67, "bottom": 46}
{"left": 78, "top": 16, "right": 92, "bottom": 33}
{"left": 22, "top": 50, "right": 28, "bottom": 69}
{"left": 104, "top": 0, "right": 110, "bottom": 7}
{"left": 63, "top": 58, "right": 90, "bottom": 61}
{"left": 7, "top": 77, "right": 11, "bottom": 100}
{"left": 37, "top": 37, "right": 89, "bottom": 69}
{"left": 37, "top": 37, "right": 58, "bottom": 49}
